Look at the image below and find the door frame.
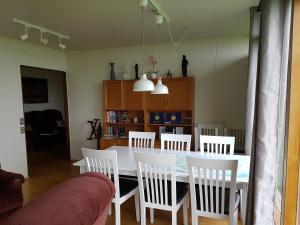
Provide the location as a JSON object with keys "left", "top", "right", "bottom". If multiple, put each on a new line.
{"left": 20, "top": 65, "right": 71, "bottom": 160}
{"left": 283, "top": 0, "right": 300, "bottom": 224}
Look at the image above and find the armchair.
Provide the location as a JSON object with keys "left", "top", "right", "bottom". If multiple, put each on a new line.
{"left": 0, "top": 169, "right": 25, "bottom": 214}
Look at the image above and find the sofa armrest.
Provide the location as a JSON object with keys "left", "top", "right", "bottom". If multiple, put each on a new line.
{"left": 0, "top": 169, "right": 25, "bottom": 187}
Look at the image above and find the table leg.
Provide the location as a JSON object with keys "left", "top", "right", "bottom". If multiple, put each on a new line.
{"left": 240, "top": 184, "right": 248, "bottom": 225}
{"left": 80, "top": 166, "right": 86, "bottom": 174}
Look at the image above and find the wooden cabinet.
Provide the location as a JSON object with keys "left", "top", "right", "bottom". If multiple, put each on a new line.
{"left": 123, "top": 80, "right": 144, "bottom": 110}
{"left": 103, "top": 80, "right": 123, "bottom": 110}
{"left": 100, "top": 138, "right": 118, "bottom": 150}
{"left": 101, "top": 77, "right": 195, "bottom": 149}
{"left": 165, "top": 77, "right": 194, "bottom": 110}
{"left": 146, "top": 93, "right": 167, "bottom": 110}
{"left": 146, "top": 77, "right": 194, "bottom": 110}
{"left": 100, "top": 138, "right": 129, "bottom": 150}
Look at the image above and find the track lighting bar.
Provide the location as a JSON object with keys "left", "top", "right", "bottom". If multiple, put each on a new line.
{"left": 13, "top": 18, "right": 70, "bottom": 40}
{"left": 147, "top": 0, "right": 169, "bottom": 22}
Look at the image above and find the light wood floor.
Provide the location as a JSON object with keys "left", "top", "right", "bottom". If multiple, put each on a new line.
{"left": 23, "top": 150, "right": 241, "bottom": 225}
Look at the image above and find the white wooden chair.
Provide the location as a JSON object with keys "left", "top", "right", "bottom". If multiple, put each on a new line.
{"left": 134, "top": 152, "right": 189, "bottom": 225}
{"left": 160, "top": 133, "right": 192, "bottom": 152}
{"left": 199, "top": 135, "right": 235, "bottom": 155}
{"left": 129, "top": 131, "right": 156, "bottom": 148}
{"left": 187, "top": 157, "right": 239, "bottom": 225}
{"left": 194, "top": 123, "right": 224, "bottom": 151}
{"left": 224, "top": 125, "right": 245, "bottom": 153}
{"left": 82, "top": 148, "right": 140, "bottom": 225}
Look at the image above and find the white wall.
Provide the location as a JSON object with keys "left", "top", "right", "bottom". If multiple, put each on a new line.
{"left": 66, "top": 36, "right": 249, "bottom": 159}
{"left": 21, "top": 67, "right": 65, "bottom": 116}
{"left": 0, "top": 35, "right": 66, "bottom": 176}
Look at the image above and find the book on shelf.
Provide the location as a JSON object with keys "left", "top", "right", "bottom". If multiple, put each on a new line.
{"left": 118, "top": 111, "right": 129, "bottom": 123}
{"left": 107, "top": 111, "right": 116, "bottom": 123}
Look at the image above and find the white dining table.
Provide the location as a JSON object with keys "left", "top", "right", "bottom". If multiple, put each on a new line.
{"left": 73, "top": 145, "right": 250, "bottom": 224}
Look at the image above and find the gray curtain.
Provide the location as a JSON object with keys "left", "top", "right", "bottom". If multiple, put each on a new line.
{"left": 245, "top": 7, "right": 261, "bottom": 156}
{"left": 245, "top": 0, "right": 292, "bottom": 224}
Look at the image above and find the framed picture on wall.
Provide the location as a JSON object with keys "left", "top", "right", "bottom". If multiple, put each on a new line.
{"left": 21, "top": 77, "right": 49, "bottom": 103}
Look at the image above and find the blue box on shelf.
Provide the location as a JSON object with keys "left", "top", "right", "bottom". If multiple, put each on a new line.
{"left": 165, "top": 112, "right": 181, "bottom": 124}
{"left": 150, "top": 112, "right": 165, "bottom": 124}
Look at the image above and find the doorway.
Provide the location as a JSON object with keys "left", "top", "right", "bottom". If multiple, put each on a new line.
{"left": 20, "top": 65, "right": 70, "bottom": 177}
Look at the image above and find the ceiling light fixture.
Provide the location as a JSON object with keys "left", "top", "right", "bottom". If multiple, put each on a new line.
{"left": 12, "top": 18, "right": 70, "bottom": 49}
{"left": 133, "top": 0, "right": 155, "bottom": 92}
{"left": 40, "top": 31, "right": 48, "bottom": 45}
{"left": 59, "top": 37, "right": 66, "bottom": 50}
{"left": 147, "top": 0, "right": 187, "bottom": 47}
{"left": 20, "top": 25, "right": 29, "bottom": 41}
{"left": 151, "top": 17, "right": 168, "bottom": 95}
{"left": 151, "top": 77, "right": 169, "bottom": 94}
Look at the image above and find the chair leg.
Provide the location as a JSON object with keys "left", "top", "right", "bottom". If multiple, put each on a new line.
{"left": 234, "top": 210, "right": 238, "bottom": 225}
{"left": 229, "top": 210, "right": 237, "bottom": 225}
{"left": 141, "top": 206, "right": 146, "bottom": 225}
{"left": 115, "top": 204, "right": 121, "bottom": 225}
{"left": 150, "top": 208, "right": 154, "bottom": 224}
{"left": 134, "top": 192, "right": 140, "bottom": 222}
{"left": 172, "top": 211, "right": 177, "bottom": 225}
{"left": 191, "top": 212, "right": 198, "bottom": 225}
{"left": 183, "top": 198, "right": 188, "bottom": 225}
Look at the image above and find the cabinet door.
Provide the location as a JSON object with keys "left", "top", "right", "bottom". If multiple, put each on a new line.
{"left": 118, "top": 139, "right": 129, "bottom": 146}
{"left": 99, "top": 138, "right": 118, "bottom": 150}
{"left": 165, "top": 78, "right": 194, "bottom": 110}
{"left": 103, "top": 81, "right": 123, "bottom": 110}
{"left": 123, "top": 80, "right": 144, "bottom": 110}
{"left": 146, "top": 92, "right": 167, "bottom": 110}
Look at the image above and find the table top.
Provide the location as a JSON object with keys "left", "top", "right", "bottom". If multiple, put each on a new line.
{"left": 73, "top": 146, "right": 250, "bottom": 185}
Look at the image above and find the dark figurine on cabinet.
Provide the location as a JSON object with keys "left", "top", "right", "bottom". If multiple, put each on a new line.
{"left": 135, "top": 64, "right": 139, "bottom": 80}
{"left": 110, "top": 62, "right": 116, "bottom": 80}
{"left": 181, "top": 55, "right": 188, "bottom": 77}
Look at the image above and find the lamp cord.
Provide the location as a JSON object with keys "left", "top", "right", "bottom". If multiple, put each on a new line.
{"left": 158, "top": 24, "right": 161, "bottom": 76}
{"left": 141, "top": 7, "right": 145, "bottom": 74}
{"left": 167, "top": 22, "right": 188, "bottom": 47}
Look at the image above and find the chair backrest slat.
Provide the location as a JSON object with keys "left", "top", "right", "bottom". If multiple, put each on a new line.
{"left": 200, "top": 135, "right": 235, "bottom": 155}
{"left": 134, "top": 152, "right": 176, "bottom": 209}
{"left": 198, "top": 123, "right": 224, "bottom": 136}
{"left": 224, "top": 127, "right": 245, "bottom": 152}
{"left": 187, "top": 157, "right": 238, "bottom": 218}
{"left": 81, "top": 148, "right": 119, "bottom": 200}
{"left": 161, "top": 133, "right": 191, "bottom": 152}
{"left": 129, "top": 131, "right": 156, "bottom": 148}
{"left": 194, "top": 123, "right": 224, "bottom": 151}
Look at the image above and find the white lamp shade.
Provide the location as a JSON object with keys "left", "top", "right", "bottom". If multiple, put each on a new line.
{"left": 133, "top": 73, "right": 155, "bottom": 92}
{"left": 151, "top": 79, "right": 169, "bottom": 94}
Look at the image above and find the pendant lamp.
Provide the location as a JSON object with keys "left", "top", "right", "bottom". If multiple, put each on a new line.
{"left": 133, "top": 0, "right": 155, "bottom": 92}
{"left": 151, "top": 77, "right": 169, "bottom": 94}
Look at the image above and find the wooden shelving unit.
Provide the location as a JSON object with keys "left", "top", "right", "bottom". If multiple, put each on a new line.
{"left": 147, "top": 123, "right": 193, "bottom": 127}
{"left": 100, "top": 77, "right": 195, "bottom": 149}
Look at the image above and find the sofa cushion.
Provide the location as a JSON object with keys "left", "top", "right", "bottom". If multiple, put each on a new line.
{"left": 2, "top": 173, "right": 115, "bottom": 225}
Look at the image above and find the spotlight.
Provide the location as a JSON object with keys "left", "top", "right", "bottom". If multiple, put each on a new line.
{"left": 40, "top": 31, "right": 48, "bottom": 45}
{"left": 20, "top": 25, "right": 29, "bottom": 40}
{"left": 140, "top": 0, "right": 148, "bottom": 8}
{"left": 59, "top": 37, "right": 66, "bottom": 50}
{"left": 155, "top": 14, "right": 164, "bottom": 25}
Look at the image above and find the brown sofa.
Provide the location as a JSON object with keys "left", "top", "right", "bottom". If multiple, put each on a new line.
{"left": 0, "top": 169, "right": 25, "bottom": 215}
{"left": 2, "top": 173, "right": 115, "bottom": 225}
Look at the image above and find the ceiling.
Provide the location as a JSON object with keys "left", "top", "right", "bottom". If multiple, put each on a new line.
{"left": 0, "top": 0, "right": 259, "bottom": 50}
